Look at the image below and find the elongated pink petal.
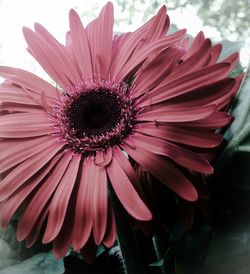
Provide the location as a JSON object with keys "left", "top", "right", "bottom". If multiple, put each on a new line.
{"left": 69, "top": 9, "right": 93, "bottom": 79}
{"left": 167, "top": 39, "right": 212, "bottom": 80}
{"left": 184, "top": 112, "right": 232, "bottom": 128}
{"left": 206, "top": 43, "right": 222, "bottom": 65}
{"left": 0, "top": 153, "right": 62, "bottom": 229}
{"left": 184, "top": 31, "right": 205, "bottom": 60}
{"left": 0, "top": 112, "right": 52, "bottom": 138}
{"left": 0, "top": 136, "right": 55, "bottom": 173}
{"left": 147, "top": 78, "right": 235, "bottom": 109}
{"left": 129, "top": 133, "right": 213, "bottom": 174}
{"left": 17, "top": 151, "right": 72, "bottom": 241}
{"left": 23, "top": 27, "right": 71, "bottom": 91}
{"left": 25, "top": 204, "right": 50, "bottom": 248}
{"left": 34, "top": 23, "right": 81, "bottom": 83}
{"left": 135, "top": 122, "right": 224, "bottom": 148}
{"left": 90, "top": 159, "right": 108, "bottom": 245}
{"left": 136, "top": 104, "right": 215, "bottom": 122}
{"left": 43, "top": 153, "right": 81, "bottom": 243}
{"left": 110, "top": 5, "right": 169, "bottom": 79}
{"left": 0, "top": 140, "right": 63, "bottom": 202}
{"left": 113, "top": 146, "right": 144, "bottom": 195}
{"left": 0, "top": 66, "right": 57, "bottom": 98}
{"left": 132, "top": 46, "right": 185, "bottom": 97}
{"left": 107, "top": 156, "right": 152, "bottom": 221}
{"left": 0, "top": 102, "right": 43, "bottom": 113}
{"left": 72, "top": 158, "right": 93, "bottom": 251}
{"left": 53, "top": 168, "right": 80, "bottom": 259}
{"left": 121, "top": 143, "right": 198, "bottom": 201}
{"left": 86, "top": 2, "right": 114, "bottom": 77}
{"left": 103, "top": 202, "right": 116, "bottom": 248}
{"left": 222, "top": 52, "right": 239, "bottom": 71}
{"left": 0, "top": 82, "right": 41, "bottom": 105}
{"left": 116, "top": 29, "right": 186, "bottom": 83}
{"left": 138, "top": 62, "right": 231, "bottom": 107}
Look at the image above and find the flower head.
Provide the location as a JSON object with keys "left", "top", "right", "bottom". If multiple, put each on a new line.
{"left": 0, "top": 2, "right": 242, "bottom": 259}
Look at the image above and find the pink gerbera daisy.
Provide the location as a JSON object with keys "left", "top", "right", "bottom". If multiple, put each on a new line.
{"left": 0, "top": 2, "right": 242, "bottom": 259}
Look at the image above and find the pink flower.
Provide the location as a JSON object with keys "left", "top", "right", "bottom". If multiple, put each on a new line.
{"left": 0, "top": 2, "right": 242, "bottom": 259}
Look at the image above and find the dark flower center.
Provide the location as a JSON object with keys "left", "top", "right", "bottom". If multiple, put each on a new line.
{"left": 67, "top": 89, "right": 122, "bottom": 138}
{"left": 54, "top": 86, "right": 134, "bottom": 153}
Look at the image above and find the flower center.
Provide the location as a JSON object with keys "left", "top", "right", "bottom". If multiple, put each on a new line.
{"left": 67, "top": 89, "right": 123, "bottom": 138}
{"left": 52, "top": 84, "right": 134, "bottom": 154}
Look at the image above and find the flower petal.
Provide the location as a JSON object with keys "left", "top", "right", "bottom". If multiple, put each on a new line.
{"left": 0, "top": 82, "right": 41, "bottom": 105}
{"left": 110, "top": 5, "right": 169, "bottom": 79}
{"left": 0, "top": 112, "right": 52, "bottom": 138}
{"left": 0, "top": 66, "right": 57, "bottom": 98}
{"left": 121, "top": 143, "right": 198, "bottom": 201}
{"left": 0, "top": 136, "right": 55, "bottom": 173}
{"left": 34, "top": 23, "right": 81, "bottom": 83}
{"left": 17, "top": 151, "right": 72, "bottom": 241}
{"left": 115, "top": 29, "right": 186, "bottom": 83}
{"left": 86, "top": 2, "right": 114, "bottom": 77}
{"left": 138, "top": 62, "right": 232, "bottom": 107}
{"left": 0, "top": 141, "right": 63, "bottom": 202}
{"left": 135, "top": 121, "right": 224, "bottom": 148}
{"left": 129, "top": 133, "right": 213, "bottom": 174}
{"left": 23, "top": 27, "right": 71, "bottom": 91}
{"left": 91, "top": 159, "right": 108, "bottom": 245}
{"left": 72, "top": 158, "right": 93, "bottom": 251}
{"left": 132, "top": 46, "right": 185, "bottom": 97}
{"left": 69, "top": 9, "right": 93, "bottom": 79}
{"left": 103, "top": 202, "right": 116, "bottom": 248}
{"left": 0, "top": 153, "right": 62, "bottom": 230}
{"left": 107, "top": 155, "right": 152, "bottom": 221}
{"left": 43, "top": 153, "right": 81, "bottom": 243}
{"left": 136, "top": 104, "right": 216, "bottom": 122}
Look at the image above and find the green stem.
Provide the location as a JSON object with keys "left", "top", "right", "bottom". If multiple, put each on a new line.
{"left": 109, "top": 184, "right": 145, "bottom": 274}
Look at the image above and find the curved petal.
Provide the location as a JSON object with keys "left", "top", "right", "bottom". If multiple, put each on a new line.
{"left": 0, "top": 112, "right": 52, "bottom": 138}
{"left": 0, "top": 82, "right": 41, "bottom": 105}
{"left": 69, "top": 9, "right": 93, "bottom": 79}
{"left": 121, "top": 143, "right": 198, "bottom": 201}
{"left": 0, "top": 153, "right": 62, "bottom": 229}
{"left": 131, "top": 46, "right": 185, "bottom": 97}
{"left": 91, "top": 158, "right": 108, "bottom": 245}
{"left": 0, "top": 66, "right": 57, "bottom": 98}
{"left": 128, "top": 133, "right": 213, "bottom": 174}
{"left": 72, "top": 158, "right": 93, "bottom": 251}
{"left": 115, "top": 29, "right": 186, "bottom": 83}
{"left": 17, "top": 151, "right": 72, "bottom": 241}
{"left": 0, "top": 136, "right": 55, "bottom": 173}
{"left": 34, "top": 23, "right": 81, "bottom": 83}
{"left": 86, "top": 2, "right": 114, "bottom": 77}
{"left": 109, "top": 5, "right": 169, "bottom": 79}
{"left": 103, "top": 201, "right": 116, "bottom": 248}
{"left": 25, "top": 204, "right": 50, "bottom": 248}
{"left": 167, "top": 38, "right": 212, "bottom": 80}
{"left": 53, "top": 170, "right": 79, "bottom": 259}
{"left": 0, "top": 140, "right": 63, "bottom": 202}
{"left": 138, "top": 62, "right": 232, "bottom": 107}
{"left": 107, "top": 155, "right": 152, "bottom": 221}
{"left": 135, "top": 121, "right": 224, "bottom": 148}
{"left": 23, "top": 27, "right": 71, "bottom": 91}
{"left": 136, "top": 104, "right": 216, "bottom": 122}
{"left": 43, "top": 153, "right": 81, "bottom": 243}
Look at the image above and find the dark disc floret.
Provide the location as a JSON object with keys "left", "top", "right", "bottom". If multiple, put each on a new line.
{"left": 67, "top": 89, "right": 123, "bottom": 138}
{"left": 52, "top": 84, "right": 135, "bottom": 154}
